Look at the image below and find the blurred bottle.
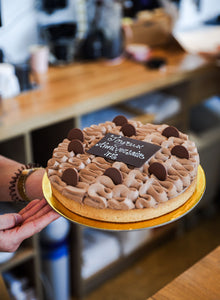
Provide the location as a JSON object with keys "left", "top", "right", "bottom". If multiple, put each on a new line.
{"left": 123, "top": 0, "right": 136, "bottom": 18}
{"left": 102, "top": 1, "right": 124, "bottom": 61}
{"left": 0, "top": 48, "right": 4, "bottom": 63}
{"left": 80, "top": 0, "right": 105, "bottom": 60}
{"left": 122, "top": 0, "right": 161, "bottom": 18}
{"left": 0, "top": 63, "right": 20, "bottom": 98}
{"left": 40, "top": 217, "right": 70, "bottom": 300}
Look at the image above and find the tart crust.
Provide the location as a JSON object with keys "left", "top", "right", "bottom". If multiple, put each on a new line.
{"left": 51, "top": 176, "right": 197, "bottom": 223}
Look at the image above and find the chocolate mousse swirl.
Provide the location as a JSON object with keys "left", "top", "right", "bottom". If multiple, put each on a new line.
{"left": 47, "top": 120, "right": 200, "bottom": 210}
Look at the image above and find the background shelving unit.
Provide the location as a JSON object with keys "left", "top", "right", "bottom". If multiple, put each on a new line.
{"left": 0, "top": 52, "right": 219, "bottom": 299}
{"left": 0, "top": 101, "right": 185, "bottom": 299}
{"left": 0, "top": 234, "right": 43, "bottom": 300}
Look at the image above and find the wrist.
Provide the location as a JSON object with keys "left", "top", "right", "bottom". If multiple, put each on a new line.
{"left": 9, "top": 164, "right": 45, "bottom": 202}
{"left": 25, "top": 168, "right": 45, "bottom": 201}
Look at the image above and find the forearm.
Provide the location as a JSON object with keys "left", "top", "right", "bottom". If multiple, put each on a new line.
{"left": 0, "top": 155, "right": 45, "bottom": 202}
{"left": 0, "top": 156, "right": 23, "bottom": 202}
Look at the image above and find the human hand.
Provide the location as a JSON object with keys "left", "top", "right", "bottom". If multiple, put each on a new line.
{"left": 199, "top": 45, "right": 220, "bottom": 61}
{"left": 0, "top": 199, "right": 60, "bottom": 252}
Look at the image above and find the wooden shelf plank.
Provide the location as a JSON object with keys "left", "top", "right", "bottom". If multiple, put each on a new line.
{"left": 0, "top": 247, "right": 36, "bottom": 273}
{"left": 81, "top": 223, "right": 176, "bottom": 296}
{"left": 0, "top": 274, "right": 11, "bottom": 300}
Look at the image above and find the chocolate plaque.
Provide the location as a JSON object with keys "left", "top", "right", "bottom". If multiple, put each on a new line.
{"left": 87, "top": 133, "right": 161, "bottom": 168}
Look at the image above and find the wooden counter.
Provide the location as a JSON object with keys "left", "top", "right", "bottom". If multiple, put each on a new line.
{"left": 1, "top": 44, "right": 219, "bottom": 144}
{"left": 148, "top": 246, "right": 220, "bottom": 300}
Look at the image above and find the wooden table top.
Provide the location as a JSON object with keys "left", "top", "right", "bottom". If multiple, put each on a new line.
{"left": 148, "top": 246, "right": 220, "bottom": 300}
{"left": 0, "top": 43, "right": 215, "bottom": 142}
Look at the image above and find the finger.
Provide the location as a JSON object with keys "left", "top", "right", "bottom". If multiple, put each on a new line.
{"left": 22, "top": 204, "right": 53, "bottom": 224}
{"left": 199, "top": 51, "right": 212, "bottom": 57}
{"left": 16, "top": 210, "right": 60, "bottom": 242}
{"left": 0, "top": 213, "right": 23, "bottom": 230}
{"left": 19, "top": 199, "right": 41, "bottom": 215}
{"left": 199, "top": 51, "right": 219, "bottom": 60}
{"left": 20, "top": 199, "right": 48, "bottom": 222}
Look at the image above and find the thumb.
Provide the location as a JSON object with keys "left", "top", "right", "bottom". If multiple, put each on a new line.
{"left": 0, "top": 213, "right": 23, "bottom": 230}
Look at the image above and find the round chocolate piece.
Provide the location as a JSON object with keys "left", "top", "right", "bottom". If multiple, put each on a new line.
{"left": 121, "top": 123, "right": 136, "bottom": 137}
{"left": 68, "top": 139, "right": 85, "bottom": 154}
{"left": 104, "top": 167, "right": 123, "bottom": 185}
{"left": 162, "top": 126, "right": 179, "bottom": 138}
{"left": 113, "top": 115, "right": 128, "bottom": 126}
{"left": 61, "top": 168, "right": 79, "bottom": 186}
{"left": 67, "top": 128, "right": 84, "bottom": 142}
{"left": 171, "top": 145, "right": 189, "bottom": 159}
{"left": 149, "top": 162, "right": 167, "bottom": 181}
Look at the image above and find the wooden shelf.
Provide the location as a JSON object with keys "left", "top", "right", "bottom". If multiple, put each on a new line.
{"left": 0, "top": 247, "right": 36, "bottom": 273}
{"left": 0, "top": 47, "right": 219, "bottom": 143}
{"left": 76, "top": 223, "right": 177, "bottom": 297}
{"left": 0, "top": 274, "right": 11, "bottom": 300}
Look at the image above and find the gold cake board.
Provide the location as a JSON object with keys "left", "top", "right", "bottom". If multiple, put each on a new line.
{"left": 43, "top": 165, "right": 205, "bottom": 231}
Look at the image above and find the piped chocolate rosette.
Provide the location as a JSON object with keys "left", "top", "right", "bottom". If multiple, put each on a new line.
{"left": 46, "top": 115, "right": 200, "bottom": 223}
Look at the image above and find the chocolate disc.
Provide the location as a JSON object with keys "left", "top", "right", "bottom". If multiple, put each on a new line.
{"left": 121, "top": 123, "right": 136, "bottom": 137}
{"left": 104, "top": 167, "right": 123, "bottom": 185}
{"left": 113, "top": 115, "right": 128, "bottom": 126}
{"left": 68, "top": 139, "right": 85, "bottom": 154}
{"left": 61, "top": 168, "right": 79, "bottom": 186}
{"left": 162, "top": 126, "right": 179, "bottom": 138}
{"left": 171, "top": 145, "right": 189, "bottom": 159}
{"left": 67, "top": 128, "right": 84, "bottom": 142}
{"left": 149, "top": 162, "right": 167, "bottom": 181}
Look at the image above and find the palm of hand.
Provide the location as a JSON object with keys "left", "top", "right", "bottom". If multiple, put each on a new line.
{"left": 0, "top": 199, "right": 60, "bottom": 252}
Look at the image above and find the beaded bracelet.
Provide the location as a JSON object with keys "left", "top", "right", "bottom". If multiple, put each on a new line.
{"left": 9, "top": 163, "right": 43, "bottom": 202}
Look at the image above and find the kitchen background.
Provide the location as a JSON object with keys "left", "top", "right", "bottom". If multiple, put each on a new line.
{"left": 0, "top": 1, "right": 220, "bottom": 300}
{"left": 0, "top": 0, "right": 220, "bottom": 64}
